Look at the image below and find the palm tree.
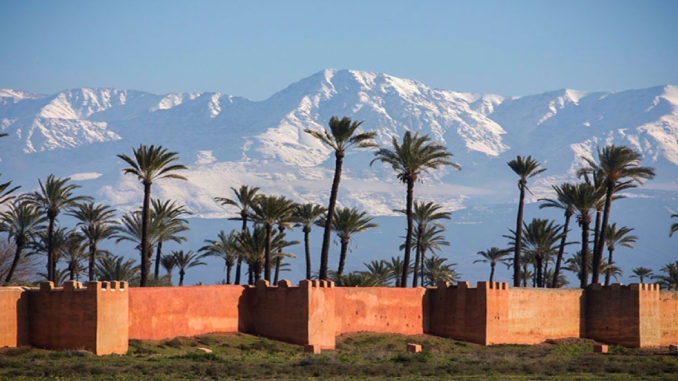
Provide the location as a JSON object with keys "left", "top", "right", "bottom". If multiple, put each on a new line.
{"left": 341, "top": 271, "right": 385, "bottom": 287}
{"left": 580, "top": 145, "right": 655, "bottom": 284}
{"left": 249, "top": 195, "right": 296, "bottom": 282}
{"left": 0, "top": 200, "right": 46, "bottom": 284}
{"left": 654, "top": 261, "right": 678, "bottom": 290}
{"left": 160, "top": 254, "right": 176, "bottom": 282}
{"left": 423, "top": 255, "right": 460, "bottom": 286}
{"left": 171, "top": 250, "right": 205, "bottom": 286}
{"left": 519, "top": 218, "right": 563, "bottom": 288}
{"left": 151, "top": 199, "right": 190, "bottom": 280}
{"left": 539, "top": 182, "right": 576, "bottom": 288}
{"left": 631, "top": 267, "right": 654, "bottom": 283}
{"left": 234, "top": 226, "right": 267, "bottom": 282}
{"left": 474, "top": 247, "right": 511, "bottom": 283}
{"left": 604, "top": 223, "right": 637, "bottom": 286}
{"left": 563, "top": 182, "right": 599, "bottom": 288}
{"left": 372, "top": 131, "right": 458, "bottom": 287}
{"left": 385, "top": 256, "right": 407, "bottom": 287}
{"left": 96, "top": 254, "right": 140, "bottom": 283}
{"left": 68, "top": 202, "right": 118, "bottom": 281}
{"left": 113, "top": 210, "right": 162, "bottom": 253}
{"left": 214, "top": 185, "right": 260, "bottom": 284}
{"left": 38, "top": 268, "right": 69, "bottom": 287}
{"left": 564, "top": 251, "right": 591, "bottom": 286}
{"left": 271, "top": 232, "right": 298, "bottom": 284}
{"left": 670, "top": 214, "right": 678, "bottom": 237}
{"left": 199, "top": 230, "right": 238, "bottom": 284}
{"left": 401, "top": 224, "right": 450, "bottom": 285}
{"left": 117, "top": 144, "right": 187, "bottom": 286}
{"left": 317, "top": 207, "right": 378, "bottom": 284}
{"left": 273, "top": 204, "right": 297, "bottom": 283}
{"left": 305, "top": 116, "right": 377, "bottom": 280}
{"left": 507, "top": 155, "right": 546, "bottom": 287}
{"left": 27, "top": 175, "right": 91, "bottom": 282}
{"left": 397, "top": 201, "right": 451, "bottom": 287}
{"left": 0, "top": 177, "right": 19, "bottom": 206}
{"left": 293, "top": 203, "right": 326, "bottom": 279}
{"left": 60, "top": 232, "right": 87, "bottom": 281}
{"left": 363, "top": 260, "right": 391, "bottom": 286}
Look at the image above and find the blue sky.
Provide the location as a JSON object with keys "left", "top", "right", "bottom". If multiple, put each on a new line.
{"left": 1, "top": 0, "right": 676, "bottom": 99}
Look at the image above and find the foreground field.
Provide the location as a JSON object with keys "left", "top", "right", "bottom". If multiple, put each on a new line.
{"left": 0, "top": 333, "right": 677, "bottom": 380}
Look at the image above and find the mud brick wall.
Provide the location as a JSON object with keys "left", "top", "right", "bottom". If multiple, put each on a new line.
{"left": 0, "top": 287, "right": 29, "bottom": 347}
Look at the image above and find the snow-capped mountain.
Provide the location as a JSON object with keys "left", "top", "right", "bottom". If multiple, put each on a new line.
{"left": 2, "top": 69, "right": 677, "bottom": 285}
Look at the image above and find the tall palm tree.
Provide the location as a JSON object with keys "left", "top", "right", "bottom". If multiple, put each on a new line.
{"left": 117, "top": 144, "right": 187, "bottom": 286}
{"left": 171, "top": 250, "right": 205, "bottom": 286}
{"left": 317, "top": 207, "right": 378, "bottom": 284}
{"left": 507, "top": 155, "right": 546, "bottom": 287}
{"left": 631, "top": 267, "right": 654, "bottom": 283}
{"left": 670, "top": 214, "right": 678, "bottom": 237}
{"left": 305, "top": 116, "right": 377, "bottom": 280}
{"left": 68, "top": 202, "right": 118, "bottom": 281}
{"left": 539, "top": 182, "right": 576, "bottom": 288}
{"left": 273, "top": 204, "right": 297, "bottom": 283}
{"left": 654, "top": 261, "right": 678, "bottom": 290}
{"left": 474, "top": 247, "right": 511, "bottom": 283}
{"left": 249, "top": 194, "right": 296, "bottom": 282}
{"left": 423, "top": 255, "right": 459, "bottom": 286}
{"left": 96, "top": 253, "right": 140, "bottom": 283}
{"left": 27, "top": 175, "right": 91, "bottom": 282}
{"left": 604, "top": 223, "right": 637, "bottom": 286}
{"left": 397, "top": 201, "right": 451, "bottom": 287}
{"left": 0, "top": 200, "right": 46, "bottom": 284}
{"left": 563, "top": 251, "right": 591, "bottom": 286}
{"left": 401, "top": 223, "right": 450, "bottom": 285}
{"left": 372, "top": 131, "right": 458, "bottom": 287}
{"left": 0, "top": 178, "right": 19, "bottom": 206}
{"left": 562, "top": 182, "right": 599, "bottom": 288}
{"left": 151, "top": 199, "right": 190, "bottom": 280}
{"left": 293, "top": 203, "right": 326, "bottom": 279}
{"left": 271, "top": 233, "right": 298, "bottom": 284}
{"left": 199, "top": 230, "right": 238, "bottom": 284}
{"left": 113, "top": 210, "right": 162, "bottom": 253}
{"left": 214, "top": 185, "right": 260, "bottom": 284}
{"left": 580, "top": 145, "right": 655, "bottom": 284}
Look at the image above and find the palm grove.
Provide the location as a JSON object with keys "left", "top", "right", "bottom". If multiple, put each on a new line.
{"left": 0, "top": 125, "right": 676, "bottom": 290}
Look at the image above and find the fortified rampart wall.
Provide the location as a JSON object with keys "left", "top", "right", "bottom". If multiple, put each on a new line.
{"left": 0, "top": 281, "right": 676, "bottom": 355}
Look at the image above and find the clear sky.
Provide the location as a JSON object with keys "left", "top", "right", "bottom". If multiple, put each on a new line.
{"left": 1, "top": 0, "right": 676, "bottom": 100}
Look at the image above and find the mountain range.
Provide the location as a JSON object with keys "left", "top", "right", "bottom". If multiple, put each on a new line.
{"left": 1, "top": 69, "right": 677, "bottom": 285}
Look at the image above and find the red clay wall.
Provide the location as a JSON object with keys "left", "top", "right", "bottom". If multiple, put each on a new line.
{"left": 0, "top": 287, "right": 29, "bottom": 347}
{"left": 334, "top": 287, "right": 426, "bottom": 336}
{"left": 128, "top": 285, "right": 244, "bottom": 341}
{"left": 503, "top": 288, "right": 585, "bottom": 344}
{"left": 659, "top": 290, "right": 678, "bottom": 346}
{"left": 28, "top": 281, "right": 128, "bottom": 355}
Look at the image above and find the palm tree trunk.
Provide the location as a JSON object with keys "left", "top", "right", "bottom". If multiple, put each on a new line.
{"left": 140, "top": 181, "right": 152, "bottom": 287}
{"left": 248, "top": 265, "right": 253, "bottom": 285}
{"left": 551, "top": 213, "right": 571, "bottom": 288}
{"left": 581, "top": 220, "right": 590, "bottom": 288}
{"left": 46, "top": 215, "right": 55, "bottom": 282}
{"left": 179, "top": 269, "right": 185, "bottom": 286}
{"left": 235, "top": 215, "right": 247, "bottom": 285}
{"left": 401, "top": 178, "right": 415, "bottom": 288}
{"left": 88, "top": 242, "right": 97, "bottom": 281}
{"left": 412, "top": 227, "right": 422, "bottom": 287}
{"left": 5, "top": 240, "right": 24, "bottom": 284}
{"left": 304, "top": 228, "right": 311, "bottom": 279}
{"left": 513, "top": 184, "right": 526, "bottom": 287}
{"left": 536, "top": 256, "right": 543, "bottom": 288}
{"left": 420, "top": 249, "right": 425, "bottom": 286}
{"left": 264, "top": 223, "right": 272, "bottom": 282}
{"left": 337, "top": 238, "right": 349, "bottom": 284}
{"left": 69, "top": 263, "right": 75, "bottom": 281}
{"left": 592, "top": 208, "right": 601, "bottom": 263}
{"left": 489, "top": 262, "right": 495, "bottom": 283}
{"left": 274, "top": 258, "right": 280, "bottom": 284}
{"left": 593, "top": 184, "right": 614, "bottom": 284}
{"left": 254, "top": 263, "right": 261, "bottom": 282}
{"left": 226, "top": 262, "right": 232, "bottom": 284}
{"left": 154, "top": 240, "right": 163, "bottom": 280}
{"left": 605, "top": 247, "right": 614, "bottom": 286}
{"left": 320, "top": 151, "right": 344, "bottom": 280}
{"left": 543, "top": 259, "right": 549, "bottom": 288}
